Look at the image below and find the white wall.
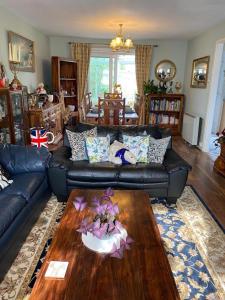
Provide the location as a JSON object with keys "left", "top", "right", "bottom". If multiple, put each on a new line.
{"left": 49, "top": 36, "right": 187, "bottom": 87}
{"left": 184, "top": 20, "right": 225, "bottom": 145}
{"left": 0, "top": 6, "right": 50, "bottom": 92}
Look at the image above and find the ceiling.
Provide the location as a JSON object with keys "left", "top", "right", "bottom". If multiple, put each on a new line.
{"left": 1, "top": 0, "right": 225, "bottom": 40}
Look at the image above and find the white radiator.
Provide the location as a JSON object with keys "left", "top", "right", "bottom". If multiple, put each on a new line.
{"left": 182, "top": 113, "right": 200, "bottom": 145}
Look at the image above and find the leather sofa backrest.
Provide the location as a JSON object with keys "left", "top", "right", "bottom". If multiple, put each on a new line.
{"left": 64, "top": 123, "right": 172, "bottom": 150}
{"left": 0, "top": 144, "right": 51, "bottom": 175}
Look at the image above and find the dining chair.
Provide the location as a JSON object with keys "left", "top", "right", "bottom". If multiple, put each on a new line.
{"left": 98, "top": 97, "right": 125, "bottom": 125}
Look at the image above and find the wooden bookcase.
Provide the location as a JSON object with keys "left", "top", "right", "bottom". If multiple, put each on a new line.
{"left": 52, "top": 56, "right": 78, "bottom": 110}
{"left": 145, "top": 94, "right": 184, "bottom": 135}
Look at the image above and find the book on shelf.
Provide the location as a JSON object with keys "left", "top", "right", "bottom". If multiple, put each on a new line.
{"left": 150, "top": 98, "right": 181, "bottom": 112}
{"left": 149, "top": 113, "right": 179, "bottom": 126}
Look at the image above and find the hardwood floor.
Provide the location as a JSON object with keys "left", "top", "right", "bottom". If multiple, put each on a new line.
{"left": 173, "top": 137, "right": 225, "bottom": 229}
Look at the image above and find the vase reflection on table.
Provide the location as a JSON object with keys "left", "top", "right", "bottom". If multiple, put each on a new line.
{"left": 74, "top": 188, "right": 133, "bottom": 258}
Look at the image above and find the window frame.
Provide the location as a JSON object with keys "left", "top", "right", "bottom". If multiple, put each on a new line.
{"left": 88, "top": 45, "right": 135, "bottom": 97}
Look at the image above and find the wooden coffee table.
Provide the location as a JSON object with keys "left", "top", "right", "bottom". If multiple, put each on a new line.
{"left": 30, "top": 189, "right": 180, "bottom": 300}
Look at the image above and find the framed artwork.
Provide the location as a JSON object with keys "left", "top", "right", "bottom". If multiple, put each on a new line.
{"left": 8, "top": 31, "right": 35, "bottom": 72}
{"left": 191, "top": 56, "right": 210, "bottom": 88}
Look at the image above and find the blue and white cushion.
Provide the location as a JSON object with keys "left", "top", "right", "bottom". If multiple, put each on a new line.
{"left": 122, "top": 135, "right": 150, "bottom": 163}
{"left": 85, "top": 135, "right": 110, "bottom": 163}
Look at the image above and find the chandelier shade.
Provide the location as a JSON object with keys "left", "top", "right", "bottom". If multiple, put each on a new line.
{"left": 110, "top": 24, "right": 134, "bottom": 52}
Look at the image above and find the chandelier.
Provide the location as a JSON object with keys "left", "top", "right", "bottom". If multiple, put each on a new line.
{"left": 109, "top": 24, "right": 134, "bottom": 52}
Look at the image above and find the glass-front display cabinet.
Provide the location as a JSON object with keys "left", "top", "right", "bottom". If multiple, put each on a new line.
{"left": 0, "top": 87, "right": 30, "bottom": 145}
{"left": 0, "top": 88, "right": 13, "bottom": 143}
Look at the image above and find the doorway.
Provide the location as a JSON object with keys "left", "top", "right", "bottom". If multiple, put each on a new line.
{"left": 202, "top": 38, "right": 225, "bottom": 157}
{"left": 208, "top": 45, "right": 225, "bottom": 159}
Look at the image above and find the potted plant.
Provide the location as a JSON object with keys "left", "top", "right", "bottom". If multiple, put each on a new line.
{"left": 214, "top": 128, "right": 225, "bottom": 176}
{"left": 74, "top": 188, "right": 133, "bottom": 258}
{"left": 143, "top": 80, "right": 159, "bottom": 94}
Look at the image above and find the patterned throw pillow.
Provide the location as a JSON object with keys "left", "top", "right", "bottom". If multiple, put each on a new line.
{"left": 85, "top": 135, "right": 110, "bottom": 163}
{"left": 123, "top": 135, "right": 150, "bottom": 163}
{"left": 148, "top": 136, "right": 171, "bottom": 164}
{"left": 0, "top": 166, "right": 13, "bottom": 191}
{"left": 0, "top": 164, "right": 10, "bottom": 180}
{"left": 66, "top": 128, "right": 97, "bottom": 161}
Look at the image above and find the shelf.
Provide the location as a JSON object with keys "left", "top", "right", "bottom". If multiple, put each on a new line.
{"left": 60, "top": 78, "right": 76, "bottom": 81}
{"left": 150, "top": 110, "right": 180, "bottom": 114}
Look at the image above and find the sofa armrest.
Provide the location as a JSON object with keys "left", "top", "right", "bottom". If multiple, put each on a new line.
{"left": 48, "top": 146, "right": 72, "bottom": 200}
{"left": 163, "top": 149, "right": 192, "bottom": 173}
{"left": 49, "top": 146, "right": 72, "bottom": 170}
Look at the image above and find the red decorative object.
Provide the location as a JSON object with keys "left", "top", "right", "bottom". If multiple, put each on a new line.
{"left": 30, "top": 127, "right": 54, "bottom": 148}
{"left": 0, "top": 78, "right": 6, "bottom": 88}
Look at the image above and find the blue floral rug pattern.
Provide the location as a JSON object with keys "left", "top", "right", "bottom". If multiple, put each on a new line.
{"left": 0, "top": 187, "right": 224, "bottom": 300}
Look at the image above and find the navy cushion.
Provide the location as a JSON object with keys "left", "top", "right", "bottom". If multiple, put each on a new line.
{"left": 2, "top": 172, "right": 46, "bottom": 201}
{"left": 0, "top": 144, "right": 51, "bottom": 175}
{"left": 0, "top": 195, "right": 26, "bottom": 238}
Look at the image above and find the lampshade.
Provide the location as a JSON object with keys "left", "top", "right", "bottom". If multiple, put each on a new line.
{"left": 109, "top": 24, "right": 134, "bottom": 52}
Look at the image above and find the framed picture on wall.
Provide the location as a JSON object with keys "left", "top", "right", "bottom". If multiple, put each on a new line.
{"left": 8, "top": 31, "right": 35, "bottom": 72}
{"left": 191, "top": 56, "right": 210, "bottom": 88}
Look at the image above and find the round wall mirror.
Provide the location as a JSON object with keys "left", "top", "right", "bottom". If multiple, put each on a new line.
{"left": 155, "top": 60, "right": 176, "bottom": 82}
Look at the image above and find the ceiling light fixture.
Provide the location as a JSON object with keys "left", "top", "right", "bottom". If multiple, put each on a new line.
{"left": 109, "top": 24, "right": 134, "bottom": 52}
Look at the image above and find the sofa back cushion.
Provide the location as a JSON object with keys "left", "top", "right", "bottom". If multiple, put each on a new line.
{"left": 64, "top": 123, "right": 119, "bottom": 146}
{"left": 64, "top": 123, "right": 172, "bottom": 150}
{"left": 0, "top": 144, "right": 51, "bottom": 175}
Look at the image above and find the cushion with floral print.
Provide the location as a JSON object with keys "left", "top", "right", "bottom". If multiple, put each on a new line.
{"left": 85, "top": 135, "right": 110, "bottom": 163}
{"left": 122, "top": 135, "right": 150, "bottom": 163}
{"left": 66, "top": 127, "right": 97, "bottom": 161}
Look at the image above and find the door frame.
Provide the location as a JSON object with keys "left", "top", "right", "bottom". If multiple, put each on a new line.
{"left": 202, "top": 38, "right": 225, "bottom": 152}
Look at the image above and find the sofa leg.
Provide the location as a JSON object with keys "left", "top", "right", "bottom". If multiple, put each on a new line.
{"left": 166, "top": 197, "right": 177, "bottom": 205}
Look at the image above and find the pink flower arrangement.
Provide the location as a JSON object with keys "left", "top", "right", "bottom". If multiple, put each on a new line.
{"left": 73, "top": 188, "right": 133, "bottom": 259}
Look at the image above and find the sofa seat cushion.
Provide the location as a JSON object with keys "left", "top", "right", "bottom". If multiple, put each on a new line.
{"left": 2, "top": 172, "right": 46, "bottom": 201}
{"left": 67, "top": 161, "right": 119, "bottom": 182}
{"left": 0, "top": 195, "right": 26, "bottom": 237}
{"left": 118, "top": 163, "right": 168, "bottom": 183}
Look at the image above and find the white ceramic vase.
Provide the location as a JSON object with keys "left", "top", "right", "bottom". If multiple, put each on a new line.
{"left": 82, "top": 227, "right": 127, "bottom": 254}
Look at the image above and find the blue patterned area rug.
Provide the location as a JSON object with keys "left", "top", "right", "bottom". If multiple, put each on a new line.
{"left": 0, "top": 186, "right": 224, "bottom": 300}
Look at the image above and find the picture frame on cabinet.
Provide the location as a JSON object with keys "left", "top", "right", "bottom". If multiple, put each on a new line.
{"left": 8, "top": 31, "right": 35, "bottom": 72}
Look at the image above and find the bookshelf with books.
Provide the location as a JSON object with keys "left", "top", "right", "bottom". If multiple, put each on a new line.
{"left": 145, "top": 94, "right": 184, "bottom": 135}
{"left": 52, "top": 57, "right": 78, "bottom": 110}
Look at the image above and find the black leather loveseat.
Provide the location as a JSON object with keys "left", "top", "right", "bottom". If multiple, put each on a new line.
{"left": 48, "top": 123, "right": 191, "bottom": 203}
{"left": 0, "top": 144, "right": 51, "bottom": 264}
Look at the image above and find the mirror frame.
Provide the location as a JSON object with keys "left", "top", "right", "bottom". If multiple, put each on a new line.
{"left": 190, "top": 56, "right": 210, "bottom": 88}
{"left": 155, "top": 59, "right": 176, "bottom": 82}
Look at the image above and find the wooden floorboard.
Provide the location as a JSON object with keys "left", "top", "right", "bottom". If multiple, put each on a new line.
{"left": 173, "top": 137, "right": 225, "bottom": 229}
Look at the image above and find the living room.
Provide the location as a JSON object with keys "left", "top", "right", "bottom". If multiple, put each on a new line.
{"left": 0, "top": 1, "right": 225, "bottom": 299}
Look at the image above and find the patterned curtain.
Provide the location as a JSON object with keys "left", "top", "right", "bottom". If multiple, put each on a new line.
{"left": 71, "top": 43, "right": 91, "bottom": 121}
{"left": 135, "top": 45, "right": 153, "bottom": 124}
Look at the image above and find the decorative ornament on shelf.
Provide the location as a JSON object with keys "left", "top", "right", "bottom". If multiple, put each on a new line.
{"left": 8, "top": 42, "right": 22, "bottom": 90}
{"left": 175, "top": 81, "right": 182, "bottom": 93}
{"left": 74, "top": 188, "right": 134, "bottom": 258}
{"left": 110, "top": 24, "right": 134, "bottom": 52}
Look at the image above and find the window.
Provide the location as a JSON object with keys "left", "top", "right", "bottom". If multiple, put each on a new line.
{"left": 88, "top": 47, "right": 137, "bottom": 106}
